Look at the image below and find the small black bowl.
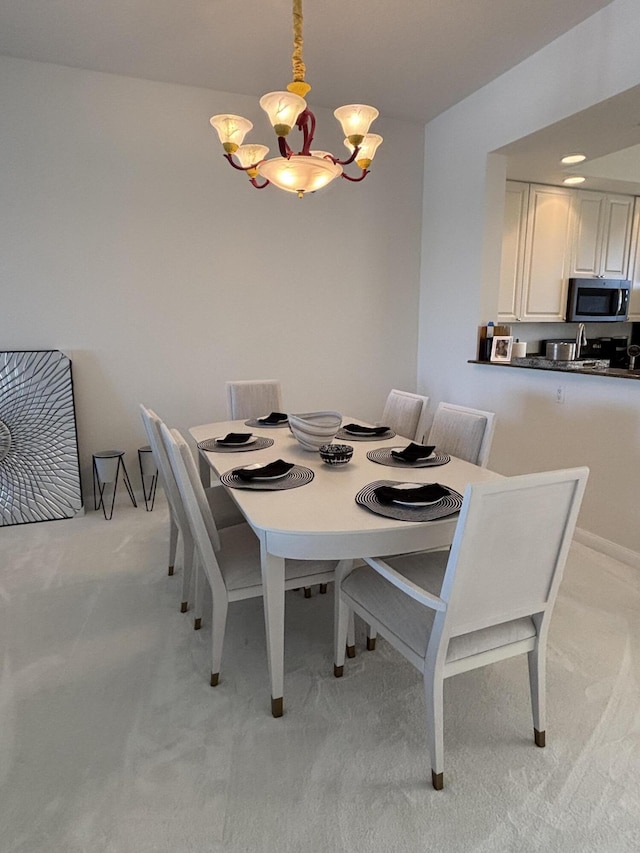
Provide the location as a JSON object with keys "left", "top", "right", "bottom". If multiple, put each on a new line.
{"left": 319, "top": 443, "right": 354, "bottom": 465}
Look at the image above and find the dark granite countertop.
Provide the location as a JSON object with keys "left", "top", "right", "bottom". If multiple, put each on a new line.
{"left": 468, "top": 358, "right": 640, "bottom": 380}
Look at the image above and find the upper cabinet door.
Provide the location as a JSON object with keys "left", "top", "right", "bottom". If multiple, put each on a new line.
{"left": 570, "top": 192, "right": 605, "bottom": 276}
{"left": 498, "top": 182, "right": 529, "bottom": 322}
{"left": 600, "top": 195, "right": 634, "bottom": 278}
{"left": 569, "top": 191, "right": 634, "bottom": 278}
{"left": 628, "top": 198, "right": 640, "bottom": 320}
{"left": 521, "top": 185, "right": 575, "bottom": 322}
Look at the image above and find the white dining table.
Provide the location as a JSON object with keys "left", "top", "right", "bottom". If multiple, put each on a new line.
{"left": 189, "top": 417, "right": 502, "bottom": 717}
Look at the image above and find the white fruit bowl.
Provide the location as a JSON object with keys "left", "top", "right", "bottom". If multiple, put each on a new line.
{"left": 288, "top": 411, "right": 342, "bottom": 452}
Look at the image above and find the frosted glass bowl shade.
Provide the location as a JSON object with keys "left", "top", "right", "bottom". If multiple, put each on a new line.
{"left": 289, "top": 412, "right": 342, "bottom": 452}
{"left": 257, "top": 155, "right": 342, "bottom": 196}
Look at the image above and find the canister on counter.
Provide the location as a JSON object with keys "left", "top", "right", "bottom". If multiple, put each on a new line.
{"left": 511, "top": 340, "right": 527, "bottom": 359}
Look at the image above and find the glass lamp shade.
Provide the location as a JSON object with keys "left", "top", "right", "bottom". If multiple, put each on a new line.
{"left": 234, "top": 144, "right": 270, "bottom": 168}
{"left": 334, "top": 104, "right": 379, "bottom": 146}
{"left": 259, "top": 91, "right": 307, "bottom": 136}
{"left": 257, "top": 154, "right": 343, "bottom": 197}
{"left": 309, "top": 150, "right": 336, "bottom": 162}
{"left": 210, "top": 114, "right": 253, "bottom": 153}
{"left": 344, "top": 133, "right": 383, "bottom": 169}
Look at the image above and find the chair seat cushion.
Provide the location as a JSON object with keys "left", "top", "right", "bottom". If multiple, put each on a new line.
{"left": 341, "top": 552, "right": 535, "bottom": 661}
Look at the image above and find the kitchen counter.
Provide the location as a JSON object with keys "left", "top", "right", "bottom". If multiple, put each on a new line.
{"left": 468, "top": 358, "right": 640, "bottom": 380}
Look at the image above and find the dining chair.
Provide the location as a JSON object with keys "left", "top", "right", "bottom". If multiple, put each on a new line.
{"left": 381, "top": 389, "right": 430, "bottom": 441}
{"left": 140, "top": 405, "right": 243, "bottom": 616}
{"left": 161, "top": 424, "right": 346, "bottom": 689}
{"left": 426, "top": 402, "right": 496, "bottom": 467}
{"left": 364, "top": 400, "right": 496, "bottom": 653}
{"left": 334, "top": 467, "right": 589, "bottom": 789}
{"left": 226, "top": 380, "right": 283, "bottom": 420}
{"left": 225, "top": 381, "right": 323, "bottom": 600}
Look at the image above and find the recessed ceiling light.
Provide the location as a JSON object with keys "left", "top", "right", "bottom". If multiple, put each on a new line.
{"left": 561, "top": 153, "right": 586, "bottom": 164}
{"left": 563, "top": 175, "right": 586, "bottom": 185}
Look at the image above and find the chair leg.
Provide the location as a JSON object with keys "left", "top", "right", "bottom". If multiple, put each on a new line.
{"left": 168, "top": 514, "right": 179, "bottom": 576}
{"left": 210, "top": 598, "right": 228, "bottom": 687}
{"left": 304, "top": 587, "right": 312, "bottom": 598}
{"left": 424, "top": 666, "right": 445, "bottom": 790}
{"left": 180, "top": 536, "right": 195, "bottom": 613}
{"left": 528, "top": 643, "right": 546, "bottom": 747}
{"left": 334, "top": 594, "right": 351, "bottom": 677}
{"left": 366, "top": 625, "right": 377, "bottom": 651}
{"left": 347, "top": 610, "right": 355, "bottom": 657}
{"left": 192, "top": 551, "right": 204, "bottom": 630}
{"left": 319, "top": 584, "right": 328, "bottom": 594}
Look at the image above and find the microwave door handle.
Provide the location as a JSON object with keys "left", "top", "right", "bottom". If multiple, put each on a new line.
{"left": 617, "top": 289, "right": 623, "bottom": 314}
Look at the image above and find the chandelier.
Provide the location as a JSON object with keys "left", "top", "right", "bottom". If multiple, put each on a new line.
{"left": 209, "top": 0, "right": 382, "bottom": 199}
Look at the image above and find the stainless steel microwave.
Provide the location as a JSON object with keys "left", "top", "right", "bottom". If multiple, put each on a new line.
{"left": 565, "top": 278, "right": 630, "bottom": 322}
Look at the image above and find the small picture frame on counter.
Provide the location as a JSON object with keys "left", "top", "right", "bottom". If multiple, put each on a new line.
{"left": 490, "top": 335, "right": 513, "bottom": 362}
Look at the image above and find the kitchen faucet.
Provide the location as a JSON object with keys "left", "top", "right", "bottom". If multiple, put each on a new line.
{"left": 575, "top": 323, "right": 587, "bottom": 359}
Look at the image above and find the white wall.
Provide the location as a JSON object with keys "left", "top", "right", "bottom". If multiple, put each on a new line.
{"left": 418, "top": 0, "right": 640, "bottom": 556}
{"left": 0, "top": 57, "right": 424, "bottom": 497}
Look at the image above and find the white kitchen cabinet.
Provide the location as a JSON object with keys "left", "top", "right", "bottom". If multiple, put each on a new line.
{"left": 569, "top": 191, "right": 634, "bottom": 278}
{"left": 519, "top": 184, "right": 575, "bottom": 322}
{"left": 498, "top": 181, "right": 529, "bottom": 322}
{"left": 628, "top": 198, "right": 640, "bottom": 320}
{"left": 498, "top": 182, "right": 574, "bottom": 323}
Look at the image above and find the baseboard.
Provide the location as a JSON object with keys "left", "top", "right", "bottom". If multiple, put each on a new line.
{"left": 574, "top": 526, "right": 640, "bottom": 570}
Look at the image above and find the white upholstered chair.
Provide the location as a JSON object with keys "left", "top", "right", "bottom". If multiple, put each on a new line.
{"left": 140, "top": 405, "right": 243, "bottom": 616}
{"left": 161, "top": 424, "right": 344, "bottom": 690}
{"left": 426, "top": 402, "right": 496, "bottom": 467}
{"left": 334, "top": 467, "right": 589, "bottom": 789}
{"left": 381, "top": 389, "right": 430, "bottom": 441}
{"left": 226, "top": 380, "right": 283, "bottom": 420}
{"left": 225, "top": 379, "right": 320, "bottom": 599}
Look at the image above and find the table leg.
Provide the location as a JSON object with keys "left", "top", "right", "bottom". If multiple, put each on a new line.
{"left": 260, "top": 543, "right": 286, "bottom": 718}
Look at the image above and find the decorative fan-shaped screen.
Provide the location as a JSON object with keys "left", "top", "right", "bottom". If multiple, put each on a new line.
{"left": 0, "top": 350, "right": 82, "bottom": 525}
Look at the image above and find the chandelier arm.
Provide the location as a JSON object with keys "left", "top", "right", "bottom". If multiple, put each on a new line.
{"left": 278, "top": 136, "right": 294, "bottom": 159}
{"left": 341, "top": 169, "right": 370, "bottom": 183}
{"left": 224, "top": 152, "right": 260, "bottom": 173}
{"left": 331, "top": 146, "right": 360, "bottom": 167}
{"left": 296, "top": 109, "right": 315, "bottom": 155}
{"left": 250, "top": 177, "right": 270, "bottom": 189}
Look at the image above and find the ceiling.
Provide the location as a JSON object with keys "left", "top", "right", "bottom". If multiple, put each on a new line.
{"left": 0, "top": 0, "right": 617, "bottom": 124}
{"left": 2, "top": 0, "right": 636, "bottom": 193}
{"left": 500, "top": 84, "right": 640, "bottom": 194}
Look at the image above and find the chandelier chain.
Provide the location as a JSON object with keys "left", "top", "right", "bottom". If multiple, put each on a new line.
{"left": 291, "top": 0, "right": 306, "bottom": 83}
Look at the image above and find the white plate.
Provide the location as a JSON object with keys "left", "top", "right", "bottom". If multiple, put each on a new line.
{"left": 388, "top": 483, "right": 445, "bottom": 507}
{"left": 215, "top": 434, "right": 257, "bottom": 446}
{"left": 238, "top": 463, "right": 290, "bottom": 481}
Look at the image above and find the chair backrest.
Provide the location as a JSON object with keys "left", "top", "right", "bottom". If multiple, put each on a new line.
{"left": 381, "top": 389, "right": 430, "bottom": 441}
{"left": 140, "top": 404, "right": 190, "bottom": 533}
{"left": 160, "top": 424, "right": 226, "bottom": 597}
{"left": 226, "top": 380, "right": 283, "bottom": 420}
{"left": 436, "top": 468, "right": 588, "bottom": 644}
{"left": 426, "top": 402, "right": 496, "bottom": 467}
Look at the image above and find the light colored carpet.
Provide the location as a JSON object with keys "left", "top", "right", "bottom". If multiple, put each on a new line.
{"left": 1, "top": 497, "right": 639, "bottom": 852}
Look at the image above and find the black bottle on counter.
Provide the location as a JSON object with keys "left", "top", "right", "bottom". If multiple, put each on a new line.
{"left": 482, "top": 321, "right": 494, "bottom": 361}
